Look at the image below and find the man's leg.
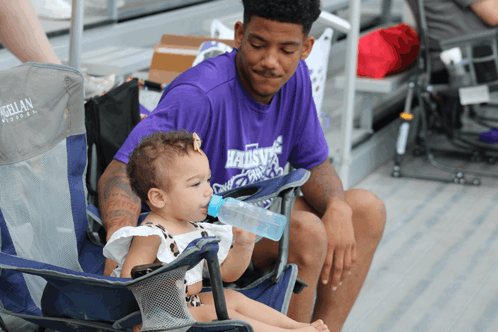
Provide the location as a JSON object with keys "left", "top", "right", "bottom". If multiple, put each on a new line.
{"left": 252, "top": 189, "right": 386, "bottom": 331}
{"left": 311, "top": 189, "right": 386, "bottom": 331}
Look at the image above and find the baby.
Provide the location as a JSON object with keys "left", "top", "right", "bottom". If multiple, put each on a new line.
{"left": 103, "top": 130, "right": 329, "bottom": 332}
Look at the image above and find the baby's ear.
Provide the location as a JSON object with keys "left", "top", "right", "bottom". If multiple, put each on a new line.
{"left": 148, "top": 188, "right": 166, "bottom": 209}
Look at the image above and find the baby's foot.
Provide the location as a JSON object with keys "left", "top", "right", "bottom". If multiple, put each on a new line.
{"left": 293, "top": 327, "right": 315, "bottom": 332}
{"left": 294, "top": 323, "right": 328, "bottom": 332}
{"left": 311, "top": 319, "right": 329, "bottom": 331}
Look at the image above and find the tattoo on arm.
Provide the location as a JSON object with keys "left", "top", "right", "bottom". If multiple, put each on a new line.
{"left": 102, "top": 173, "right": 139, "bottom": 204}
{"left": 301, "top": 159, "right": 345, "bottom": 214}
{"left": 98, "top": 163, "right": 141, "bottom": 234}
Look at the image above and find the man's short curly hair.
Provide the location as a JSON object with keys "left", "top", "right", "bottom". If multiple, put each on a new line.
{"left": 126, "top": 130, "right": 196, "bottom": 202}
{"left": 242, "top": 0, "right": 321, "bottom": 36}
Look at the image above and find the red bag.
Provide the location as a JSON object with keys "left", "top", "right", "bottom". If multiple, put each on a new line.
{"left": 357, "top": 24, "right": 420, "bottom": 79}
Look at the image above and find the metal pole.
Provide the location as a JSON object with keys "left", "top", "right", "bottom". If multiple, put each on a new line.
{"left": 338, "top": 0, "right": 361, "bottom": 190}
{"left": 107, "top": 0, "right": 118, "bottom": 21}
{"left": 379, "top": 0, "right": 393, "bottom": 25}
{"left": 68, "top": 0, "right": 85, "bottom": 71}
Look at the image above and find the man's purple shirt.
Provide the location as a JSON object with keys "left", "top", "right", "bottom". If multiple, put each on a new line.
{"left": 115, "top": 49, "right": 328, "bottom": 205}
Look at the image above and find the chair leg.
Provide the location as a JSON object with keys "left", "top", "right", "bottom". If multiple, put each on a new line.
{"left": 392, "top": 81, "right": 483, "bottom": 185}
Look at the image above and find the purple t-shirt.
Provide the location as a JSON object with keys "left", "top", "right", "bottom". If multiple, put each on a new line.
{"left": 116, "top": 49, "right": 328, "bottom": 203}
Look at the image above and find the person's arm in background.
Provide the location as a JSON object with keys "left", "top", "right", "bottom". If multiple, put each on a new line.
{"left": 469, "top": 0, "right": 498, "bottom": 26}
{"left": 0, "top": 0, "right": 61, "bottom": 64}
{"left": 98, "top": 159, "right": 142, "bottom": 276}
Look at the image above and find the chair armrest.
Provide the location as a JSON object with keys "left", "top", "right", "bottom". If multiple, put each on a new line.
{"left": 218, "top": 168, "right": 310, "bottom": 204}
{"left": 440, "top": 29, "right": 498, "bottom": 51}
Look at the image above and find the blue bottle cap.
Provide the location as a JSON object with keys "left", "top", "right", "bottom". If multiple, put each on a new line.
{"left": 207, "top": 194, "right": 225, "bottom": 218}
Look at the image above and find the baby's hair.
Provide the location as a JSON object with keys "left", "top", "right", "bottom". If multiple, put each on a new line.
{"left": 126, "top": 130, "right": 196, "bottom": 202}
{"left": 241, "top": 0, "right": 321, "bottom": 36}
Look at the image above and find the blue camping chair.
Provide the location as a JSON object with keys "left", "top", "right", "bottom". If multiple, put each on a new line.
{"left": 0, "top": 63, "right": 309, "bottom": 332}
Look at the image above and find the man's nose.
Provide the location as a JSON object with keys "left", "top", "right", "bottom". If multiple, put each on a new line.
{"left": 261, "top": 47, "right": 279, "bottom": 70}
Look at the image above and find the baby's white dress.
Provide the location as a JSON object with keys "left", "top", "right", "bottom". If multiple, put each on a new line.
{"left": 103, "top": 222, "right": 233, "bottom": 287}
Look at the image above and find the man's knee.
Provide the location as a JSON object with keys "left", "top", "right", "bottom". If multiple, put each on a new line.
{"left": 346, "top": 189, "right": 386, "bottom": 240}
{"left": 290, "top": 210, "right": 327, "bottom": 267}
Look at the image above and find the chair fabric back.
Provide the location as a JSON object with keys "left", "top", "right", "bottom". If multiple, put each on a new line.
{"left": 0, "top": 63, "right": 88, "bottom": 312}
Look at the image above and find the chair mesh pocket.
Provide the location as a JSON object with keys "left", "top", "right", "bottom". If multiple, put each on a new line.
{"left": 127, "top": 265, "right": 196, "bottom": 332}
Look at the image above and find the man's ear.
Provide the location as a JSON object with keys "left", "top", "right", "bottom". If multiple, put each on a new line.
{"left": 148, "top": 188, "right": 166, "bottom": 209}
{"left": 234, "top": 21, "right": 245, "bottom": 48}
{"left": 300, "top": 36, "right": 315, "bottom": 61}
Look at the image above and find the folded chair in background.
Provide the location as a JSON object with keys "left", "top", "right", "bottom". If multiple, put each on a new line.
{"left": 391, "top": 0, "right": 498, "bottom": 185}
{"left": 85, "top": 78, "right": 141, "bottom": 209}
{"left": 0, "top": 63, "right": 309, "bottom": 332}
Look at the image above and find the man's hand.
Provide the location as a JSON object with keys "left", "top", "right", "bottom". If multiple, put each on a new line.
{"left": 320, "top": 201, "right": 357, "bottom": 288}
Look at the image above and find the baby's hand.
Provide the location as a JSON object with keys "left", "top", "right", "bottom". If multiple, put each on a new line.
{"left": 232, "top": 227, "right": 256, "bottom": 246}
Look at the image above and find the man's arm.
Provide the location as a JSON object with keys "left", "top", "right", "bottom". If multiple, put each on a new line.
{"left": 300, "top": 158, "right": 347, "bottom": 213}
{"left": 98, "top": 159, "right": 142, "bottom": 275}
{"left": 469, "top": 0, "right": 498, "bottom": 26}
{"left": 300, "top": 158, "right": 356, "bottom": 287}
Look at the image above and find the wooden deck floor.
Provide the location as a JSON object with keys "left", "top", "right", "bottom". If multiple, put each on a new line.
{"left": 343, "top": 154, "right": 498, "bottom": 331}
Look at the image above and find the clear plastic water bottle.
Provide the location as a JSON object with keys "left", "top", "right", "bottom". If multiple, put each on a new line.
{"left": 207, "top": 195, "right": 287, "bottom": 241}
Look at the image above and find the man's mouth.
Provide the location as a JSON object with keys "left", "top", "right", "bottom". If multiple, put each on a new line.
{"left": 254, "top": 70, "right": 280, "bottom": 79}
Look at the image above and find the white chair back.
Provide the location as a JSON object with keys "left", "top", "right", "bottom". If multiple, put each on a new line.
{"left": 305, "top": 28, "right": 333, "bottom": 116}
{"left": 210, "top": 19, "right": 235, "bottom": 40}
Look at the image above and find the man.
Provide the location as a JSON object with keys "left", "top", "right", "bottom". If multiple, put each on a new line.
{"left": 98, "top": 1, "right": 386, "bottom": 331}
{"left": 408, "top": 0, "right": 498, "bottom": 41}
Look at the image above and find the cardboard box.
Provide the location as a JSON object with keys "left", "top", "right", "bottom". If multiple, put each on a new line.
{"left": 148, "top": 34, "right": 236, "bottom": 85}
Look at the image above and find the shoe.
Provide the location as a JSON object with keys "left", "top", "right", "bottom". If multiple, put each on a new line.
{"left": 479, "top": 129, "right": 498, "bottom": 144}
{"left": 83, "top": 73, "right": 116, "bottom": 100}
{"left": 84, "top": 0, "right": 125, "bottom": 9}
{"left": 31, "top": 0, "right": 72, "bottom": 20}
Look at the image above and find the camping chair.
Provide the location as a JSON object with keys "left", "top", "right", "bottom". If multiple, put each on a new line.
{"left": 391, "top": 0, "right": 498, "bottom": 185}
{"left": 210, "top": 19, "right": 333, "bottom": 128}
{"left": 0, "top": 63, "right": 309, "bottom": 332}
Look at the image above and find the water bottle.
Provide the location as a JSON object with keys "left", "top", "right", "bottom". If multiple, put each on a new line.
{"left": 207, "top": 195, "right": 287, "bottom": 241}
{"left": 448, "top": 61, "right": 472, "bottom": 88}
